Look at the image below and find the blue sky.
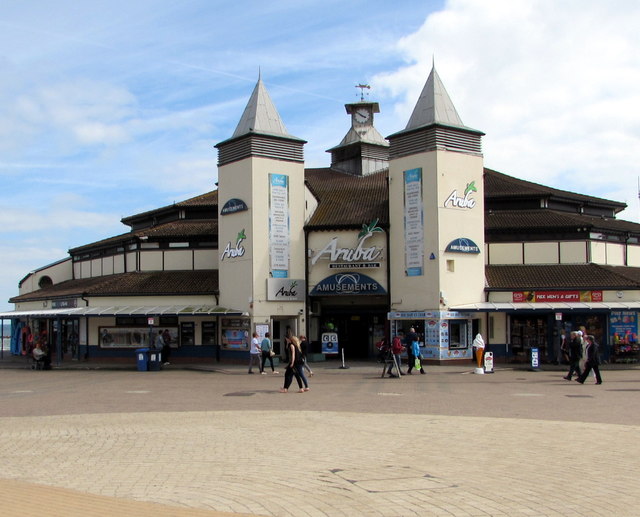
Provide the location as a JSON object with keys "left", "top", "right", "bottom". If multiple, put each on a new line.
{"left": 1, "top": 0, "right": 639, "bottom": 311}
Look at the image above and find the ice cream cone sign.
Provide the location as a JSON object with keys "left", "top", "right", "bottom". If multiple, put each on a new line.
{"left": 473, "top": 333, "right": 485, "bottom": 369}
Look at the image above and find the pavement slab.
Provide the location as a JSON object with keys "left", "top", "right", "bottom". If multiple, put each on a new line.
{"left": 1, "top": 362, "right": 639, "bottom": 516}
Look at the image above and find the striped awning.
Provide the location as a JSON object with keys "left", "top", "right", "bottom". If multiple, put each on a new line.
{"left": 0, "top": 305, "right": 247, "bottom": 318}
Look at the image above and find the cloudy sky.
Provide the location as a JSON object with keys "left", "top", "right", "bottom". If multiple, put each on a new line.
{"left": 1, "top": 0, "right": 639, "bottom": 311}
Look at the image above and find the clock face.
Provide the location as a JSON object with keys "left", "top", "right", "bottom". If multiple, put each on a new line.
{"left": 354, "top": 108, "right": 370, "bottom": 124}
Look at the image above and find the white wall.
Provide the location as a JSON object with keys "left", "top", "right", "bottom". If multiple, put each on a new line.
{"left": 559, "top": 241, "right": 587, "bottom": 263}
{"left": 605, "top": 242, "right": 625, "bottom": 266}
{"left": 488, "top": 243, "right": 523, "bottom": 265}
{"left": 524, "top": 242, "right": 559, "bottom": 264}
{"left": 18, "top": 258, "right": 73, "bottom": 295}
{"left": 164, "top": 250, "right": 193, "bottom": 270}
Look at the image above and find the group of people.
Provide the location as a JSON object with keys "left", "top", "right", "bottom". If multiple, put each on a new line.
{"left": 379, "top": 327, "right": 425, "bottom": 378}
{"left": 248, "top": 330, "right": 313, "bottom": 393}
{"left": 562, "top": 329, "right": 603, "bottom": 384}
{"left": 248, "top": 331, "right": 280, "bottom": 375}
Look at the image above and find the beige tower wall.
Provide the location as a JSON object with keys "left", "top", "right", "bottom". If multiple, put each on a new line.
{"left": 389, "top": 148, "right": 485, "bottom": 311}
{"left": 436, "top": 150, "right": 485, "bottom": 307}
{"left": 218, "top": 155, "right": 306, "bottom": 320}
{"left": 389, "top": 152, "right": 438, "bottom": 310}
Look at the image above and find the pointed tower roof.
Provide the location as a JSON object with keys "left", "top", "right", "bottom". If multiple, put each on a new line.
{"left": 405, "top": 65, "right": 467, "bottom": 131}
{"left": 388, "top": 64, "right": 483, "bottom": 157}
{"left": 232, "top": 77, "right": 293, "bottom": 139}
{"left": 216, "top": 75, "right": 305, "bottom": 166}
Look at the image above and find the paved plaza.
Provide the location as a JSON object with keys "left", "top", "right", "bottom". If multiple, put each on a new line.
{"left": 1, "top": 358, "right": 639, "bottom": 516}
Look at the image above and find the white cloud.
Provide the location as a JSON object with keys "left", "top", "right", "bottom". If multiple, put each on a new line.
{"left": 373, "top": 0, "right": 640, "bottom": 220}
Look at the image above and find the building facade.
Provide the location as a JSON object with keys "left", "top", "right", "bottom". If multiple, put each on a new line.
{"left": 3, "top": 66, "right": 640, "bottom": 366}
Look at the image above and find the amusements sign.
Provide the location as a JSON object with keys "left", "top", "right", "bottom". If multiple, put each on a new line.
{"left": 403, "top": 168, "right": 424, "bottom": 276}
{"left": 269, "top": 173, "right": 290, "bottom": 278}
{"left": 220, "top": 198, "right": 248, "bottom": 215}
{"left": 445, "top": 238, "right": 480, "bottom": 254}
{"left": 310, "top": 273, "right": 386, "bottom": 296}
{"left": 512, "top": 290, "right": 603, "bottom": 303}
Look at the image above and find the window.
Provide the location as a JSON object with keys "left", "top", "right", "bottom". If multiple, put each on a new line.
{"left": 38, "top": 276, "right": 53, "bottom": 289}
{"left": 180, "top": 322, "right": 195, "bottom": 346}
{"left": 202, "top": 321, "right": 217, "bottom": 345}
{"left": 449, "top": 320, "right": 469, "bottom": 349}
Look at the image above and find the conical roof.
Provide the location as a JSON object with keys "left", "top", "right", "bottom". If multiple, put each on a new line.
{"left": 405, "top": 66, "right": 466, "bottom": 130}
{"left": 232, "top": 77, "right": 292, "bottom": 139}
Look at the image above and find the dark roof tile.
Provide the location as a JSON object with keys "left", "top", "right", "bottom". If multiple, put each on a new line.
{"left": 486, "top": 209, "right": 640, "bottom": 234}
{"left": 304, "top": 168, "right": 388, "bottom": 228}
{"left": 486, "top": 264, "right": 640, "bottom": 290}
{"left": 10, "top": 270, "right": 218, "bottom": 303}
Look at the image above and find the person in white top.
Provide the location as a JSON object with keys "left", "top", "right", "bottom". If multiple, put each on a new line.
{"left": 248, "top": 332, "right": 262, "bottom": 374}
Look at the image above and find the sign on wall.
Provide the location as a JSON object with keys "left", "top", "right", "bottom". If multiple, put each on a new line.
{"left": 310, "top": 273, "right": 386, "bottom": 296}
{"left": 610, "top": 311, "right": 638, "bottom": 344}
{"left": 220, "top": 318, "right": 250, "bottom": 350}
{"left": 267, "top": 278, "right": 305, "bottom": 301}
{"left": 403, "top": 168, "right": 423, "bottom": 276}
{"left": 445, "top": 238, "right": 480, "bottom": 254}
{"left": 220, "top": 198, "right": 248, "bottom": 215}
{"left": 310, "top": 219, "right": 384, "bottom": 269}
{"left": 512, "top": 290, "right": 603, "bottom": 303}
{"left": 444, "top": 180, "right": 478, "bottom": 209}
{"left": 220, "top": 229, "right": 246, "bottom": 261}
{"left": 269, "top": 174, "right": 290, "bottom": 278}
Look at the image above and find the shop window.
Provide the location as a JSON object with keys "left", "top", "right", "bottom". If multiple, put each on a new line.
{"left": 510, "top": 316, "right": 548, "bottom": 362}
{"left": 180, "top": 322, "right": 195, "bottom": 346}
{"left": 449, "top": 320, "right": 468, "bottom": 349}
{"left": 202, "top": 321, "right": 217, "bottom": 345}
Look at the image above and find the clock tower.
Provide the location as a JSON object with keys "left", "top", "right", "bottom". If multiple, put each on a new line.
{"left": 327, "top": 89, "right": 389, "bottom": 176}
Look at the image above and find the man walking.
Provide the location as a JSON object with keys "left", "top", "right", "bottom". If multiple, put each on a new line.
{"left": 563, "top": 331, "right": 582, "bottom": 381}
{"left": 575, "top": 335, "right": 603, "bottom": 385}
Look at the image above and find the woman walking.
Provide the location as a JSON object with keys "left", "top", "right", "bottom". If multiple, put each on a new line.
{"left": 280, "top": 335, "right": 306, "bottom": 393}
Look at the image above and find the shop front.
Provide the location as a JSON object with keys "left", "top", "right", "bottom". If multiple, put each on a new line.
{"left": 387, "top": 311, "right": 477, "bottom": 363}
{"left": 0, "top": 304, "right": 247, "bottom": 364}
{"left": 307, "top": 221, "right": 389, "bottom": 360}
{"left": 455, "top": 292, "right": 640, "bottom": 364}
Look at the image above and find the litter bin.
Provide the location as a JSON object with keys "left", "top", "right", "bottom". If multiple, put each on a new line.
{"left": 135, "top": 348, "right": 149, "bottom": 372}
{"left": 148, "top": 348, "right": 162, "bottom": 371}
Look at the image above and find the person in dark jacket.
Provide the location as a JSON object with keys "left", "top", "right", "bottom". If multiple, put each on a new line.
{"left": 575, "top": 335, "right": 602, "bottom": 384}
{"left": 563, "top": 331, "right": 582, "bottom": 380}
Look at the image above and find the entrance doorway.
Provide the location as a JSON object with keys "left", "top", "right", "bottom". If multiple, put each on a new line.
{"left": 320, "top": 311, "right": 387, "bottom": 360}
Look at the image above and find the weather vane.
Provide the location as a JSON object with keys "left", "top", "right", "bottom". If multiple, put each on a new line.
{"left": 355, "top": 83, "right": 371, "bottom": 101}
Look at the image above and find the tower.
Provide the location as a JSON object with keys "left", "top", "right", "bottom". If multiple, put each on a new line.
{"left": 388, "top": 64, "right": 485, "bottom": 314}
{"left": 215, "top": 76, "right": 307, "bottom": 337}
{"left": 327, "top": 87, "right": 389, "bottom": 176}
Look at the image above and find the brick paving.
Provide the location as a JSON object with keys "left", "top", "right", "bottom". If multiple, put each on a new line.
{"left": 1, "top": 358, "right": 639, "bottom": 516}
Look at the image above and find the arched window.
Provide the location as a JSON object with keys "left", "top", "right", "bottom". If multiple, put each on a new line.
{"left": 38, "top": 276, "right": 53, "bottom": 289}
